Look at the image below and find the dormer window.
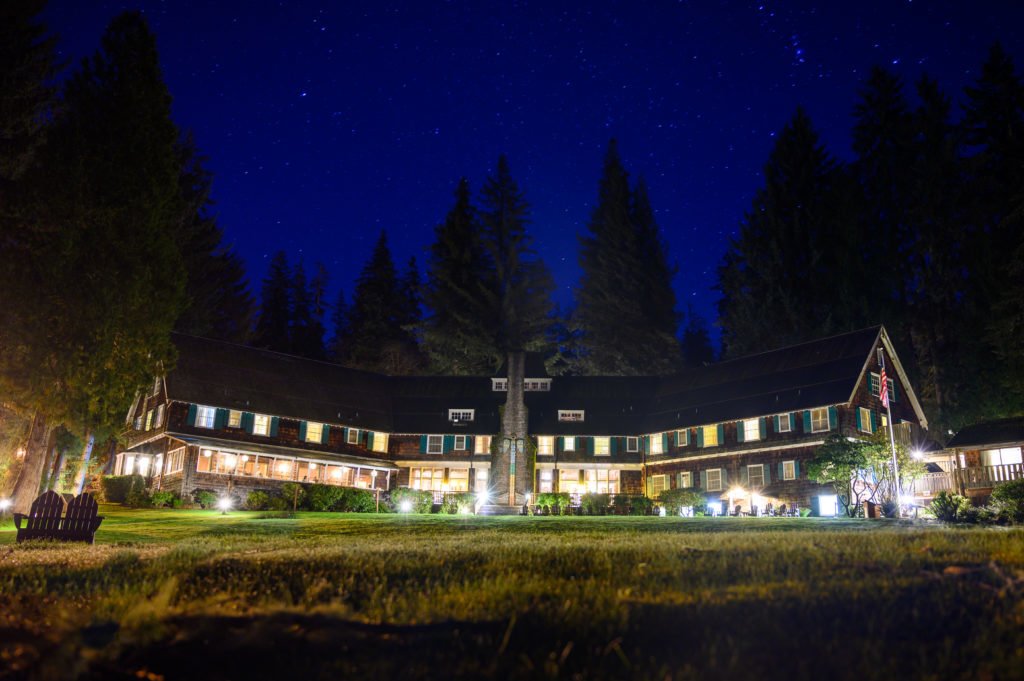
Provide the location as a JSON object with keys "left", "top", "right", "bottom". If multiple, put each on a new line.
{"left": 492, "top": 378, "right": 508, "bottom": 391}
{"left": 449, "top": 409, "right": 475, "bottom": 423}
{"left": 525, "top": 379, "right": 551, "bottom": 391}
{"left": 558, "top": 410, "right": 585, "bottom": 422}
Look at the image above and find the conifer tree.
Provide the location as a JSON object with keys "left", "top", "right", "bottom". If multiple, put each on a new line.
{"left": 576, "top": 141, "right": 680, "bottom": 374}
{"left": 422, "top": 178, "right": 496, "bottom": 373}
{"left": 327, "top": 287, "right": 348, "bottom": 363}
{"left": 254, "top": 251, "right": 292, "bottom": 352}
{"left": 288, "top": 260, "right": 326, "bottom": 360}
{"left": 681, "top": 306, "right": 715, "bottom": 367}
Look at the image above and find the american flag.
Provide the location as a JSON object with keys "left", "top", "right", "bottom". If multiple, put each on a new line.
{"left": 879, "top": 367, "right": 889, "bottom": 408}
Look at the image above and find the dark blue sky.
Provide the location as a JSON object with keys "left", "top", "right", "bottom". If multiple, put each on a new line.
{"left": 46, "top": 1, "right": 1024, "bottom": 342}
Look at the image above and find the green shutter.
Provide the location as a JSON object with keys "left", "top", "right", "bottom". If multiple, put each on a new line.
{"left": 778, "top": 462, "right": 784, "bottom": 479}
{"left": 367, "top": 432, "right": 375, "bottom": 450}
{"left": 241, "top": 412, "right": 254, "bottom": 433}
{"left": 586, "top": 437, "right": 594, "bottom": 455}
{"left": 443, "top": 435, "right": 455, "bottom": 453}
{"left": 270, "top": 416, "right": 279, "bottom": 437}
{"left": 763, "top": 464, "right": 771, "bottom": 482}
{"left": 662, "top": 433, "right": 669, "bottom": 452}
{"left": 721, "top": 468, "right": 728, "bottom": 485}
{"left": 828, "top": 406, "right": 837, "bottom": 430}
{"left": 717, "top": 424, "right": 725, "bottom": 445}
{"left": 610, "top": 438, "right": 618, "bottom": 455}
{"left": 696, "top": 428, "right": 704, "bottom": 448}
{"left": 740, "top": 466, "right": 749, "bottom": 485}
{"left": 773, "top": 415, "right": 780, "bottom": 432}
{"left": 890, "top": 380, "right": 898, "bottom": 403}
{"left": 803, "top": 411, "right": 812, "bottom": 432}
{"left": 467, "top": 436, "right": 475, "bottom": 452}
{"left": 759, "top": 417, "right": 767, "bottom": 439}
{"left": 789, "top": 413, "right": 796, "bottom": 431}
{"left": 870, "top": 411, "right": 877, "bottom": 434}
{"left": 321, "top": 424, "right": 330, "bottom": 445}
{"left": 298, "top": 421, "right": 308, "bottom": 441}
{"left": 794, "top": 460, "right": 800, "bottom": 478}
{"left": 700, "top": 470, "right": 708, "bottom": 489}
{"left": 186, "top": 404, "right": 198, "bottom": 426}
{"left": 737, "top": 422, "right": 745, "bottom": 443}
{"left": 855, "top": 409, "right": 863, "bottom": 431}
{"left": 419, "top": 435, "right": 428, "bottom": 453}
{"left": 214, "top": 408, "right": 228, "bottom": 429}
{"left": 643, "top": 436, "right": 650, "bottom": 454}
{"left": 556, "top": 436, "right": 564, "bottom": 453}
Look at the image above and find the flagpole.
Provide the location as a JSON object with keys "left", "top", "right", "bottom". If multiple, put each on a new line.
{"left": 878, "top": 349, "right": 900, "bottom": 506}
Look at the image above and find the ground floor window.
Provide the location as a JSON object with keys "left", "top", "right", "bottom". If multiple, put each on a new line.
{"left": 981, "top": 447, "right": 1023, "bottom": 466}
{"left": 538, "top": 469, "right": 553, "bottom": 493}
{"left": 678, "top": 471, "right": 692, "bottom": 488}
{"left": 586, "top": 468, "right": 619, "bottom": 493}
{"left": 475, "top": 468, "right": 488, "bottom": 492}
{"left": 747, "top": 464, "right": 764, "bottom": 488}
{"left": 706, "top": 468, "right": 723, "bottom": 492}
{"left": 164, "top": 447, "right": 186, "bottom": 474}
{"left": 411, "top": 467, "right": 444, "bottom": 491}
{"left": 448, "top": 468, "right": 469, "bottom": 492}
{"left": 193, "top": 448, "right": 385, "bottom": 487}
{"left": 648, "top": 474, "right": 667, "bottom": 497}
{"left": 783, "top": 460, "right": 796, "bottom": 480}
{"left": 818, "top": 494, "right": 839, "bottom": 517}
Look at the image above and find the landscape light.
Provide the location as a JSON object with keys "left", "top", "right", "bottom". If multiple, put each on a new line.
{"left": 476, "top": 491, "right": 489, "bottom": 504}
{"left": 217, "top": 497, "right": 232, "bottom": 514}
{"left": 399, "top": 499, "right": 413, "bottom": 513}
{"left": 659, "top": 506, "right": 667, "bottom": 517}
{"left": 911, "top": 449, "right": 924, "bottom": 460}
{"left": 0, "top": 498, "right": 11, "bottom": 512}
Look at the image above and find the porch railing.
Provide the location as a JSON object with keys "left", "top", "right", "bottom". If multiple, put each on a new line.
{"left": 911, "top": 472, "right": 953, "bottom": 495}
{"left": 955, "top": 463, "right": 1024, "bottom": 490}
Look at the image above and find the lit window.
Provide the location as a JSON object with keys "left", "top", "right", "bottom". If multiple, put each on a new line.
{"left": 123, "top": 455, "right": 136, "bottom": 475}
{"left": 449, "top": 409, "right": 475, "bottom": 422}
{"left": 626, "top": 437, "right": 639, "bottom": 452}
{"left": 372, "top": 432, "right": 388, "bottom": 453}
{"left": 558, "top": 410, "right": 584, "bottom": 422}
{"left": 981, "top": 447, "right": 1023, "bottom": 466}
{"left": 777, "top": 414, "right": 791, "bottom": 433}
{"left": 810, "top": 408, "right": 829, "bottom": 433}
{"left": 678, "top": 471, "right": 692, "bottom": 488}
{"left": 411, "top": 467, "right": 444, "bottom": 491}
{"left": 195, "top": 405, "right": 216, "bottom": 429}
{"left": 538, "top": 469, "right": 553, "bottom": 493}
{"left": 650, "top": 434, "right": 664, "bottom": 455}
{"left": 858, "top": 408, "right": 873, "bottom": 434}
{"left": 586, "top": 468, "right": 619, "bottom": 493}
{"left": 228, "top": 410, "right": 242, "bottom": 428}
{"left": 742, "top": 419, "right": 760, "bottom": 441}
{"left": 648, "top": 474, "right": 667, "bottom": 498}
{"left": 347, "top": 428, "right": 360, "bottom": 445}
{"left": 676, "top": 430, "right": 689, "bottom": 446}
{"left": 783, "top": 460, "right": 796, "bottom": 480}
{"left": 537, "top": 436, "right": 554, "bottom": 455}
{"left": 154, "top": 404, "right": 165, "bottom": 428}
{"left": 492, "top": 378, "right": 508, "bottom": 391}
{"left": 475, "top": 467, "right": 488, "bottom": 490}
{"left": 525, "top": 379, "right": 551, "bottom": 391}
{"left": 564, "top": 436, "right": 576, "bottom": 451}
{"left": 145, "top": 409, "right": 154, "bottom": 431}
{"left": 454, "top": 435, "right": 468, "bottom": 451}
{"left": 702, "top": 425, "right": 719, "bottom": 447}
{"left": 427, "top": 435, "right": 443, "bottom": 454}
{"left": 474, "top": 436, "right": 491, "bottom": 455}
{"left": 594, "top": 437, "right": 610, "bottom": 456}
{"left": 706, "top": 468, "right": 723, "bottom": 492}
{"left": 252, "top": 413, "right": 270, "bottom": 436}
{"left": 134, "top": 415, "right": 143, "bottom": 431}
{"left": 306, "top": 422, "right": 323, "bottom": 443}
{"left": 748, "top": 464, "right": 764, "bottom": 487}
{"left": 153, "top": 377, "right": 161, "bottom": 395}
{"left": 869, "top": 372, "right": 881, "bottom": 396}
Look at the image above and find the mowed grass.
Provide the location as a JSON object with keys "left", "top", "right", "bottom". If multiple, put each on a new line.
{"left": 1, "top": 508, "right": 1022, "bottom": 680}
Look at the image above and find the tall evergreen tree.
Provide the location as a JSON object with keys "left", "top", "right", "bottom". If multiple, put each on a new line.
{"left": 478, "top": 155, "right": 555, "bottom": 359}
{"left": 717, "top": 108, "right": 864, "bottom": 357}
{"left": 288, "top": 260, "right": 326, "bottom": 360}
{"left": 576, "top": 141, "right": 680, "bottom": 374}
{"left": 1, "top": 12, "right": 186, "bottom": 511}
{"left": 254, "top": 251, "right": 292, "bottom": 352}
{"left": 681, "top": 306, "right": 715, "bottom": 367}
{"left": 422, "top": 178, "right": 496, "bottom": 373}
{"left": 174, "top": 134, "right": 254, "bottom": 342}
{"left": 327, "top": 287, "right": 348, "bottom": 363}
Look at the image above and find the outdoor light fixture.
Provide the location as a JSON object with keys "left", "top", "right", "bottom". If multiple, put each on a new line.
{"left": 399, "top": 499, "right": 413, "bottom": 513}
{"left": 659, "top": 506, "right": 667, "bottom": 517}
{"left": 0, "top": 498, "right": 11, "bottom": 512}
{"left": 911, "top": 449, "right": 924, "bottom": 460}
{"left": 217, "top": 497, "right": 232, "bottom": 514}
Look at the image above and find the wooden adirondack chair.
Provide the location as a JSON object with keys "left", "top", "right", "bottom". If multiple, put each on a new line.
{"left": 13, "top": 491, "right": 104, "bottom": 543}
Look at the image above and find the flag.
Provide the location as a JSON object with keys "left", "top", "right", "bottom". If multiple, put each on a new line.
{"left": 879, "top": 366, "right": 889, "bottom": 408}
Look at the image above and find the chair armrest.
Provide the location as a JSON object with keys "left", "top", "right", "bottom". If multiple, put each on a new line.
{"left": 13, "top": 513, "right": 26, "bottom": 530}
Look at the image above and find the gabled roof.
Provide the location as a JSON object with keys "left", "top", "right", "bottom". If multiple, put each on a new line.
{"left": 947, "top": 417, "right": 1024, "bottom": 450}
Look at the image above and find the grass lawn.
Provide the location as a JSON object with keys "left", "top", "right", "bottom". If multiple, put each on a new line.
{"left": 1, "top": 507, "right": 1022, "bottom": 680}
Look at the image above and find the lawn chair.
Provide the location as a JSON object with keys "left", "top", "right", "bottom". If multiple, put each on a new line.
{"left": 13, "top": 491, "right": 104, "bottom": 543}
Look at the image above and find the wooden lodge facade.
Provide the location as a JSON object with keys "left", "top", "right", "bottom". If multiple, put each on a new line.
{"left": 117, "top": 326, "right": 932, "bottom": 514}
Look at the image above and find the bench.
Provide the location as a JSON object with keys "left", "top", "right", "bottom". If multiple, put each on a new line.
{"left": 13, "top": 490, "right": 104, "bottom": 543}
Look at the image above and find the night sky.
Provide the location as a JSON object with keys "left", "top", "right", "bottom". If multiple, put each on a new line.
{"left": 45, "top": 1, "right": 1024, "bottom": 343}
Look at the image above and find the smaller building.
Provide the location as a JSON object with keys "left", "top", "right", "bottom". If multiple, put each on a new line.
{"left": 943, "top": 417, "right": 1024, "bottom": 499}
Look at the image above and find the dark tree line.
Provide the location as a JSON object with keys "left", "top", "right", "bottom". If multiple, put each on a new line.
{"left": 717, "top": 45, "right": 1024, "bottom": 436}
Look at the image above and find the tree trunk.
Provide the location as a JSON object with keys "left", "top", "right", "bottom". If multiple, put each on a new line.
{"left": 10, "top": 412, "right": 52, "bottom": 514}
{"left": 74, "top": 430, "right": 94, "bottom": 495}
{"left": 39, "top": 443, "right": 58, "bottom": 494}
{"left": 49, "top": 445, "right": 68, "bottom": 492}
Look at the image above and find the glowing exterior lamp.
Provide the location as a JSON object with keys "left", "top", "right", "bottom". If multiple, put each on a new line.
{"left": 0, "top": 498, "right": 12, "bottom": 513}
{"left": 217, "top": 497, "right": 232, "bottom": 514}
{"left": 911, "top": 449, "right": 924, "bottom": 460}
{"left": 399, "top": 499, "right": 413, "bottom": 513}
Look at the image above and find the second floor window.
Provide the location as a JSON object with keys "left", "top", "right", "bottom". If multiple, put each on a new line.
{"left": 626, "top": 436, "right": 639, "bottom": 452}
{"left": 454, "top": 435, "right": 468, "bottom": 450}
{"left": 306, "top": 422, "right": 323, "bottom": 443}
{"left": 537, "top": 436, "right": 554, "bottom": 455}
{"left": 742, "top": 419, "right": 760, "bottom": 441}
{"left": 347, "top": 428, "right": 360, "bottom": 445}
{"left": 196, "top": 405, "right": 216, "bottom": 429}
{"left": 252, "top": 413, "right": 270, "bottom": 436}
{"left": 145, "top": 409, "right": 154, "bottom": 431}
{"left": 810, "top": 408, "right": 829, "bottom": 433}
{"left": 427, "top": 434, "right": 443, "bottom": 454}
{"left": 650, "top": 434, "right": 664, "bottom": 455}
{"left": 564, "top": 436, "right": 576, "bottom": 451}
{"left": 594, "top": 437, "right": 610, "bottom": 456}
{"left": 702, "top": 425, "right": 719, "bottom": 447}
{"left": 228, "top": 410, "right": 242, "bottom": 428}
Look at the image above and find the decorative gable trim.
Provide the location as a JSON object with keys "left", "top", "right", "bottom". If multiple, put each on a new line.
{"left": 848, "top": 326, "right": 928, "bottom": 429}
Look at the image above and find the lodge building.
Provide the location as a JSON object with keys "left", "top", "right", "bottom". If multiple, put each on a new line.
{"left": 117, "top": 325, "right": 930, "bottom": 515}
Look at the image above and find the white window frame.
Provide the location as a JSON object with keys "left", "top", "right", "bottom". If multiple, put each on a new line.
{"left": 648, "top": 474, "right": 667, "bottom": 497}
{"left": 706, "top": 468, "right": 723, "bottom": 492}
{"left": 525, "top": 379, "right": 551, "bottom": 391}
{"left": 153, "top": 377, "right": 161, "bottom": 395}
{"left": 347, "top": 428, "right": 360, "bottom": 445}
{"left": 306, "top": 421, "right": 323, "bottom": 443}
{"left": 810, "top": 408, "right": 829, "bottom": 433}
{"left": 252, "top": 413, "right": 270, "bottom": 436}
{"left": 626, "top": 436, "right": 639, "bottom": 452}
{"left": 195, "top": 405, "right": 216, "bottom": 429}
{"left": 869, "top": 372, "right": 881, "bottom": 396}
{"left": 776, "top": 414, "right": 791, "bottom": 433}
{"left": 154, "top": 403, "right": 165, "bottom": 428}
{"left": 372, "top": 432, "right": 388, "bottom": 453}
{"left": 228, "top": 410, "right": 242, "bottom": 428}
{"left": 558, "top": 410, "right": 585, "bottom": 422}
{"left": 449, "top": 409, "right": 475, "bottom": 423}
{"left": 145, "top": 409, "right": 154, "bottom": 431}
{"left": 594, "top": 437, "right": 610, "bottom": 456}
{"left": 676, "top": 430, "right": 689, "bottom": 446}
{"left": 564, "top": 436, "right": 576, "bottom": 451}
{"left": 858, "top": 407, "right": 873, "bottom": 434}
{"left": 474, "top": 435, "right": 491, "bottom": 455}
{"left": 427, "top": 434, "right": 444, "bottom": 454}
{"left": 748, "top": 464, "right": 764, "bottom": 488}
{"left": 742, "top": 418, "right": 760, "bottom": 442}
{"left": 702, "top": 425, "right": 719, "bottom": 447}
{"left": 679, "top": 471, "right": 692, "bottom": 489}
{"left": 491, "top": 378, "right": 508, "bottom": 391}
{"left": 537, "top": 436, "right": 554, "bottom": 455}
{"left": 783, "top": 460, "right": 796, "bottom": 481}
{"left": 454, "top": 435, "right": 468, "bottom": 451}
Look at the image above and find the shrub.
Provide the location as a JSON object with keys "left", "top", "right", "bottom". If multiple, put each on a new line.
{"left": 124, "top": 477, "right": 153, "bottom": 508}
{"left": 267, "top": 495, "right": 292, "bottom": 511}
{"left": 246, "top": 490, "right": 271, "bottom": 511}
{"left": 99, "top": 474, "right": 144, "bottom": 503}
{"left": 880, "top": 498, "right": 900, "bottom": 518}
{"left": 193, "top": 489, "right": 218, "bottom": 510}
{"left": 279, "top": 482, "right": 306, "bottom": 510}
{"left": 337, "top": 487, "right": 377, "bottom": 512}
{"left": 391, "top": 487, "right": 434, "bottom": 513}
{"left": 612, "top": 494, "right": 654, "bottom": 516}
{"left": 580, "top": 493, "right": 611, "bottom": 516}
{"left": 442, "top": 492, "right": 476, "bottom": 514}
{"left": 304, "top": 483, "right": 344, "bottom": 511}
{"left": 930, "top": 490, "right": 971, "bottom": 522}
{"left": 990, "top": 478, "right": 1024, "bottom": 523}
{"left": 658, "top": 488, "right": 704, "bottom": 516}
{"left": 535, "top": 492, "right": 570, "bottom": 515}
{"left": 149, "top": 490, "right": 178, "bottom": 508}
{"left": 799, "top": 508, "right": 812, "bottom": 517}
